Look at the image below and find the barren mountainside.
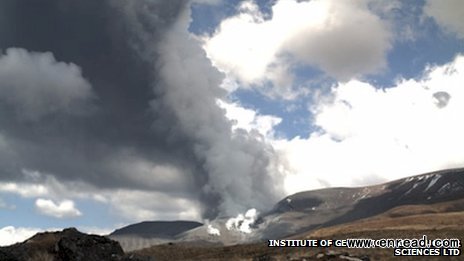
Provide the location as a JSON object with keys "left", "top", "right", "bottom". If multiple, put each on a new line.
{"left": 110, "top": 168, "right": 464, "bottom": 252}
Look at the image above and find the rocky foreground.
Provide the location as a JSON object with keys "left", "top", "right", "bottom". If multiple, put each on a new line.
{"left": 0, "top": 228, "right": 151, "bottom": 261}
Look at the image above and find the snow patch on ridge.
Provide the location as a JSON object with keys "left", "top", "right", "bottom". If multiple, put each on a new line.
{"left": 424, "top": 174, "right": 442, "bottom": 192}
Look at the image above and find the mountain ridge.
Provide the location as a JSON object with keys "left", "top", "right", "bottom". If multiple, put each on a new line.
{"left": 110, "top": 167, "right": 464, "bottom": 251}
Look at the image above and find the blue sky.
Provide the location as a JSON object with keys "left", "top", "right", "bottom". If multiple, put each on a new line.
{"left": 1, "top": 0, "right": 464, "bottom": 245}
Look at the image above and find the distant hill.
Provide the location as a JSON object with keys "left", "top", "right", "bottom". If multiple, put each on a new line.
{"left": 109, "top": 168, "right": 464, "bottom": 251}
{"left": 135, "top": 209, "right": 464, "bottom": 261}
{"left": 110, "top": 221, "right": 203, "bottom": 239}
{"left": 109, "top": 221, "right": 203, "bottom": 251}
{"left": 257, "top": 167, "right": 464, "bottom": 239}
{"left": 131, "top": 168, "right": 464, "bottom": 260}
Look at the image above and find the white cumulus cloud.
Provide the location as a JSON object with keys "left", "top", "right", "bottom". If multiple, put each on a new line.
{"left": 0, "top": 182, "right": 48, "bottom": 198}
{"left": 203, "top": 0, "right": 391, "bottom": 96}
{"left": 277, "top": 54, "right": 464, "bottom": 194}
{"left": 35, "top": 198, "right": 82, "bottom": 218}
{"left": 0, "top": 226, "right": 44, "bottom": 246}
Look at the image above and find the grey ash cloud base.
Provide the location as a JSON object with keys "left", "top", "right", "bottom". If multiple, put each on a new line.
{"left": 0, "top": 0, "right": 284, "bottom": 219}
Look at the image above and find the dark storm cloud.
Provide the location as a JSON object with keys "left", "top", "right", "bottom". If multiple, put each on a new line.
{"left": 0, "top": 0, "right": 189, "bottom": 185}
{"left": 0, "top": 0, "right": 193, "bottom": 194}
{"left": 0, "top": 0, "right": 284, "bottom": 218}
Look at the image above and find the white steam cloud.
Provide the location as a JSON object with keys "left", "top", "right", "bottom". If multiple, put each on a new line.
{"left": 225, "top": 208, "right": 258, "bottom": 234}
{"left": 207, "top": 224, "right": 221, "bottom": 236}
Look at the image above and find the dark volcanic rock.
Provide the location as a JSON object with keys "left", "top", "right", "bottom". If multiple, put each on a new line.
{"left": 252, "top": 253, "right": 274, "bottom": 261}
{"left": 0, "top": 249, "right": 17, "bottom": 261}
{"left": 55, "top": 228, "right": 124, "bottom": 261}
{"left": 311, "top": 250, "right": 370, "bottom": 261}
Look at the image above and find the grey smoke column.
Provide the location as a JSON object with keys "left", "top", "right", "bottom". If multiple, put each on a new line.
{"left": 153, "top": 4, "right": 285, "bottom": 217}
{"left": 0, "top": 0, "right": 284, "bottom": 218}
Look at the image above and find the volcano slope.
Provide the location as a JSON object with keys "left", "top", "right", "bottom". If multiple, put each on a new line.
{"left": 130, "top": 168, "right": 464, "bottom": 260}
{"left": 256, "top": 168, "right": 464, "bottom": 239}
{"left": 132, "top": 201, "right": 464, "bottom": 260}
